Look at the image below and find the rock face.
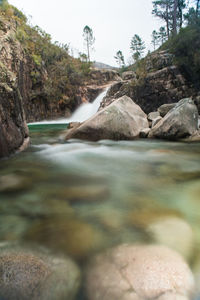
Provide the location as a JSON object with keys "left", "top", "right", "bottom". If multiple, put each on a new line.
{"left": 122, "top": 71, "right": 136, "bottom": 81}
{"left": 149, "top": 98, "right": 199, "bottom": 140}
{"left": 0, "top": 17, "right": 29, "bottom": 158}
{"left": 89, "top": 68, "right": 121, "bottom": 85}
{"left": 100, "top": 51, "right": 196, "bottom": 114}
{"left": 64, "top": 96, "right": 149, "bottom": 141}
{"left": 86, "top": 244, "right": 194, "bottom": 300}
{"left": 0, "top": 244, "right": 81, "bottom": 300}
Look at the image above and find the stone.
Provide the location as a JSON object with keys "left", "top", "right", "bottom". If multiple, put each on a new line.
{"left": 147, "top": 216, "right": 194, "bottom": 260}
{"left": 152, "top": 116, "right": 162, "bottom": 127}
{"left": 0, "top": 243, "right": 81, "bottom": 300}
{"left": 58, "top": 184, "right": 109, "bottom": 203}
{"left": 0, "top": 20, "right": 29, "bottom": 158}
{"left": 89, "top": 68, "right": 121, "bottom": 84}
{"left": 184, "top": 130, "right": 200, "bottom": 142}
{"left": 0, "top": 174, "right": 32, "bottom": 193}
{"left": 194, "top": 95, "right": 200, "bottom": 114}
{"left": 147, "top": 111, "right": 160, "bottom": 121}
{"left": 64, "top": 95, "right": 149, "bottom": 141}
{"left": 25, "top": 218, "right": 105, "bottom": 261}
{"left": 139, "top": 128, "right": 150, "bottom": 138}
{"left": 158, "top": 103, "right": 177, "bottom": 117}
{"left": 99, "top": 63, "right": 196, "bottom": 114}
{"left": 149, "top": 98, "right": 199, "bottom": 140}
{"left": 122, "top": 71, "right": 136, "bottom": 81}
{"left": 86, "top": 244, "right": 194, "bottom": 300}
{"left": 145, "top": 50, "right": 174, "bottom": 72}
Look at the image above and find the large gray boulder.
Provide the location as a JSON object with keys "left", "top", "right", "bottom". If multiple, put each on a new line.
{"left": 64, "top": 96, "right": 149, "bottom": 141}
{"left": 149, "top": 98, "right": 198, "bottom": 140}
{"left": 0, "top": 244, "right": 81, "bottom": 300}
{"left": 86, "top": 244, "right": 194, "bottom": 300}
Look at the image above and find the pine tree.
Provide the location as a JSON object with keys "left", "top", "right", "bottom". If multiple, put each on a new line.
{"left": 83, "top": 26, "right": 95, "bottom": 62}
{"left": 158, "top": 26, "right": 167, "bottom": 44}
{"left": 152, "top": 0, "right": 174, "bottom": 38}
{"left": 130, "top": 34, "right": 145, "bottom": 61}
{"left": 114, "top": 50, "right": 125, "bottom": 68}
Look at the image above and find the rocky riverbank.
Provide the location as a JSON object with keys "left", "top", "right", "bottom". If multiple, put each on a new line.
{"left": 64, "top": 51, "right": 200, "bottom": 142}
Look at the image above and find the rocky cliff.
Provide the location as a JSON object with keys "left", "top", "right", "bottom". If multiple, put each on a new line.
{"left": 100, "top": 51, "right": 197, "bottom": 114}
{"left": 0, "top": 14, "right": 29, "bottom": 158}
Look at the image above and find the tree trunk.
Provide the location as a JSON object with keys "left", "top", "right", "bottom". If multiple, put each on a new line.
{"left": 178, "top": 0, "right": 183, "bottom": 29}
{"left": 87, "top": 36, "right": 90, "bottom": 62}
{"left": 173, "top": 0, "right": 178, "bottom": 35}
{"left": 166, "top": 2, "right": 170, "bottom": 38}
{"left": 196, "top": 0, "right": 200, "bottom": 17}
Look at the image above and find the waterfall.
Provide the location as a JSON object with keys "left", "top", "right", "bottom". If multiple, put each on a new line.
{"left": 29, "top": 87, "right": 108, "bottom": 125}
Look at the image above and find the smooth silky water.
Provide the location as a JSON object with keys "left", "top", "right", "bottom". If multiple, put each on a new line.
{"left": 0, "top": 90, "right": 200, "bottom": 298}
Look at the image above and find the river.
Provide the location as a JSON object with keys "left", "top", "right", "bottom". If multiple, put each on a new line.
{"left": 0, "top": 89, "right": 200, "bottom": 299}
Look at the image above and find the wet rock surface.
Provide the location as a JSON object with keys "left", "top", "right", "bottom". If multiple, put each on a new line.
{"left": 25, "top": 218, "right": 106, "bottom": 261}
{"left": 86, "top": 244, "right": 194, "bottom": 300}
{"left": 0, "top": 244, "right": 81, "bottom": 300}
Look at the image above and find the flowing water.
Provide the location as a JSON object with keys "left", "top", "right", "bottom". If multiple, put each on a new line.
{"left": 1, "top": 89, "right": 200, "bottom": 299}
{"left": 30, "top": 87, "right": 109, "bottom": 125}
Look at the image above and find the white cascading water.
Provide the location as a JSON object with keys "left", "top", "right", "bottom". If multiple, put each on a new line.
{"left": 29, "top": 87, "right": 109, "bottom": 125}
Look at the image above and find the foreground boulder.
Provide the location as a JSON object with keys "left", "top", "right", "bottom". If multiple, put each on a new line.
{"left": 149, "top": 98, "right": 198, "bottom": 140}
{"left": 86, "top": 244, "right": 194, "bottom": 300}
{"left": 0, "top": 244, "right": 80, "bottom": 300}
{"left": 64, "top": 96, "right": 149, "bottom": 141}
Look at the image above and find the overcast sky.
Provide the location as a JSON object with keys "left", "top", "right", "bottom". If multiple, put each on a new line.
{"left": 9, "top": 0, "right": 162, "bottom": 66}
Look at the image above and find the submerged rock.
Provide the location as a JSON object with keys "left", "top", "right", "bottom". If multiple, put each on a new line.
{"left": 25, "top": 218, "right": 105, "bottom": 260}
{"left": 86, "top": 244, "right": 194, "bottom": 300}
{"left": 0, "top": 244, "right": 81, "bottom": 300}
{"left": 147, "top": 216, "right": 194, "bottom": 260}
{"left": 149, "top": 98, "right": 198, "bottom": 140}
{"left": 64, "top": 95, "right": 149, "bottom": 141}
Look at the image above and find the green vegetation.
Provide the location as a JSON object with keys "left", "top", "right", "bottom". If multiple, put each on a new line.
{"left": 114, "top": 51, "right": 125, "bottom": 68}
{"left": 0, "top": 2, "right": 92, "bottom": 112}
{"left": 162, "top": 21, "right": 200, "bottom": 88}
{"left": 130, "top": 34, "right": 146, "bottom": 62}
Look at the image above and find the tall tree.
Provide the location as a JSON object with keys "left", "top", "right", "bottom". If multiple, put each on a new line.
{"left": 130, "top": 34, "right": 145, "bottom": 61}
{"left": 173, "top": 0, "right": 179, "bottom": 34}
{"left": 177, "top": 0, "right": 186, "bottom": 29}
{"left": 83, "top": 25, "right": 95, "bottom": 62}
{"left": 196, "top": 0, "right": 200, "bottom": 16}
{"left": 152, "top": 0, "right": 174, "bottom": 38}
{"left": 114, "top": 50, "right": 125, "bottom": 67}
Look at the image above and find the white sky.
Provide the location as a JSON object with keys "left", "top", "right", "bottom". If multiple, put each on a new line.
{"left": 9, "top": 0, "right": 163, "bottom": 66}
